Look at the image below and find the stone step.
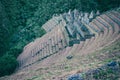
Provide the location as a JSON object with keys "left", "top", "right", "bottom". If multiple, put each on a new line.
{"left": 66, "top": 44, "right": 78, "bottom": 56}
{"left": 106, "top": 12, "right": 120, "bottom": 26}
{"left": 111, "top": 11, "right": 120, "bottom": 19}
{"left": 76, "top": 41, "right": 85, "bottom": 52}
{"left": 97, "top": 16, "right": 113, "bottom": 36}
{"left": 102, "top": 14, "right": 119, "bottom": 34}
{"left": 95, "top": 17, "right": 114, "bottom": 44}
{"left": 94, "top": 19, "right": 109, "bottom": 41}
{"left": 100, "top": 14, "right": 115, "bottom": 33}
{"left": 83, "top": 23, "right": 97, "bottom": 35}
{"left": 60, "top": 31, "right": 67, "bottom": 48}
{"left": 90, "top": 22, "right": 100, "bottom": 33}
{"left": 61, "top": 47, "right": 73, "bottom": 57}
{"left": 78, "top": 37, "right": 94, "bottom": 54}
{"left": 84, "top": 36, "right": 95, "bottom": 50}
{"left": 81, "top": 39, "right": 90, "bottom": 50}
{"left": 84, "top": 32, "right": 100, "bottom": 53}
{"left": 95, "top": 17, "right": 109, "bottom": 36}
{"left": 58, "top": 40, "right": 63, "bottom": 50}
{"left": 96, "top": 16, "right": 110, "bottom": 29}
{"left": 93, "top": 19, "right": 104, "bottom": 32}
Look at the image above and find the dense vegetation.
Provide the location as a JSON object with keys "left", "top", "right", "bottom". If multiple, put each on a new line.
{"left": 0, "top": 54, "right": 17, "bottom": 77}
{"left": 0, "top": 0, "right": 120, "bottom": 77}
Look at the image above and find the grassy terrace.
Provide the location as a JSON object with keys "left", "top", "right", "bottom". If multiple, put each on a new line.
{"left": 24, "top": 38, "right": 120, "bottom": 80}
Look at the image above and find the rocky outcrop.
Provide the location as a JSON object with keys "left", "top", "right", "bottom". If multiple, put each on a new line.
{"left": 68, "top": 60, "right": 120, "bottom": 80}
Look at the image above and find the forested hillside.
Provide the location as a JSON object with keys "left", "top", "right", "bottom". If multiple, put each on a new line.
{"left": 0, "top": 0, "right": 120, "bottom": 77}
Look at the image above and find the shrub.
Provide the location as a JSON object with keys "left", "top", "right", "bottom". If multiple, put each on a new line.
{"left": 0, "top": 54, "right": 18, "bottom": 77}
{"left": 7, "top": 47, "right": 23, "bottom": 58}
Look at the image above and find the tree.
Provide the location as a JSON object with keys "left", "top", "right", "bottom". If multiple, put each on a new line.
{"left": 0, "top": 54, "right": 18, "bottom": 77}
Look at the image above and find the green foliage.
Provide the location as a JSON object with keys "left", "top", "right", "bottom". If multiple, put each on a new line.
{"left": 0, "top": 54, "right": 18, "bottom": 77}
{"left": 93, "top": 67, "right": 119, "bottom": 80}
{"left": 7, "top": 47, "right": 23, "bottom": 58}
{"left": 96, "top": 0, "right": 120, "bottom": 12}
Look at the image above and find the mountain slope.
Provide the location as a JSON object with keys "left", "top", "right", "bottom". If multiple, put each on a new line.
{"left": 0, "top": 8, "right": 120, "bottom": 80}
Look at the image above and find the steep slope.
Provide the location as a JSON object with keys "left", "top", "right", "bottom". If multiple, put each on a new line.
{"left": 0, "top": 8, "right": 120, "bottom": 80}
{"left": 0, "top": 0, "right": 120, "bottom": 78}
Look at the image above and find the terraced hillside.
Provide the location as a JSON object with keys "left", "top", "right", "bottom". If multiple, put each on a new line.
{"left": 0, "top": 9, "right": 120, "bottom": 80}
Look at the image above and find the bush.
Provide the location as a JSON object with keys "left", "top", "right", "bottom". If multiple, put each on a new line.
{"left": 7, "top": 47, "right": 23, "bottom": 58}
{"left": 0, "top": 54, "right": 18, "bottom": 77}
